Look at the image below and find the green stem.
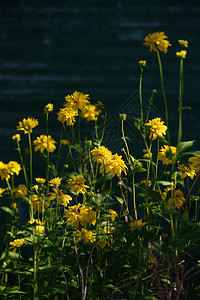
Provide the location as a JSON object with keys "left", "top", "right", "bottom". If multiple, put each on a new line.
{"left": 139, "top": 67, "right": 144, "bottom": 120}
{"left": 28, "top": 133, "right": 33, "bottom": 187}
{"left": 16, "top": 140, "right": 28, "bottom": 187}
{"left": 177, "top": 58, "right": 184, "bottom": 149}
{"left": 156, "top": 50, "right": 170, "bottom": 142}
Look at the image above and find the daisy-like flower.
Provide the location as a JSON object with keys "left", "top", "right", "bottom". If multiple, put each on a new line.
{"left": 162, "top": 187, "right": 186, "bottom": 210}
{"left": 129, "top": 219, "right": 146, "bottom": 231}
{"left": 0, "top": 162, "right": 10, "bottom": 180}
{"left": 91, "top": 145, "right": 112, "bottom": 165}
{"left": 74, "top": 228, "right": 95, "bottom": 243}
{"left": 33, "top": 135, "right": 56, "bottom": 153}
{"left": 144, "top": 118, "right": 167, "bottom": 140}
{"left": 64, "top": 203, "right": 96, "bottom": 227}
{"left": 28, "top": 219, "right": 45, "bottom": 233}
{"left": 158, "top": 145, "right": 177, "bottom": 165}
{"left": 143, "top": 32, "right": 171, "bottom": 54}
{"left": 14, "top": 184, "right": 28, "bottom": 197}
{"left": 64, "top": 91, "right": 90, "bottom": 111}
{"left": 0, "top": 188, "right": 6, "bottom": 196}
{"left": 16, "top": 117, "right": 39, "bottom": 134}
{"left": 8, "top": 161, "right": 21, "bottom": 176}
{"left": 81, "top": 104, "right": 100, "bottom": 121}
{"left": 12, "top": 134, "right": 21, "bottom": 142}
{"left": 10, "top": 238, "right": 25, "bottom": 253}
{"left": 44, "top": 103, "right": 53, "bottom": 114}
{"left": 98, "top": 227, "right": 114, "bottom": 249}
{"left": 176, "top": 50, "right": 187, "bottom": 59}
{"left": 57, "top": 107, "right": 78, "bottom": 126}
{"left": 49, "top": 177, "right": 62, "bottom": 187}
{"left": 188, "top": 155, "right": 200, "bottom": 172}
{"left": 178, "top": 164, "right": 196, "bottom": 180}
{"left": 103, "top": 209, "right": 118, "bottom": 222}
{"left": 67, "top": 176, "right": 89, "bottom": 195}
{"left": 178, "top": 40, "right": 188, "bottom": 48}
{"left": 47, "top": 188, "right": 72, "bottom": 206}
{"left": 103, "top": 153, "right": 128, "bottom": 178}
{"left": 35, "top": 178, "right": 46, "bottom": 185}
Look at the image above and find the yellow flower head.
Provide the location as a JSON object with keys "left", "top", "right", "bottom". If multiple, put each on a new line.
{"left": 49, "top": 177, "right": 62, "bottom": 187}
{"left": 178, "top": 164, "right": 196, "bottom": 180}
{"left": 162, "top": 187, "right": 186, "bottom": 210}
{"left": 138, "top": 60, "right": 146, "bottom": 67}
{"left": 158, "top": 145, "right": 177, "bottom": 165}
{"left": 28, "top": 219, "right": 45, "bottom": 233}
{"left": 44, "top": 103, "right": 53, "bottom": 114}
{"left": 91, "top": 145, "right": 112, "bottom": 165}
{"left": 8, "top": 161, "right": 21, "bottom": 176}
{"left": 57, "top": 107, "right": 78, "bottom": 126}
{"left": 33, "top": 135, "right": 56, "bottom": 153}
{"left": 67, "top": 176, "right": 89, "bottom": 195}
{"left": 14, "top": 184, "right": 28, "bottom": 197}
{"left": 12, "top": 134, "right": 21, "bottom": 142}
{"left": 98, "top": 226, "right": 114, "bottom": 249}
{"left": 35, "top": 178, "right": 46, "bottom": 185}
{"left": 129, "top": 219, "right": 146, "bottom": 231}
{"left": 74, "top": 228, "right": 95, "bottom": 243}
{"left": 176, "top": 50, "right": 187, "bottom": 59}
{"left": 188, "top": 155, "right": 200, "bottom": 173}
{"left": 143, "top": 32, "right": 171, "bottom": 54}
{"left": 64, "top": 203, "right": 96, "bottom": 227}
{"left": 81, "top": 104, "right": 100, "bottom": 121}
{"left": 0, "top": 162, "right": 10, "bottom": 180}
{"left": 16, "top": 117, "right": 39, "bottom": 134}
{"left": 144, "top": 118, "right": 167, "bottom": 140}
{"left": 0, "top": 188, "right": 6, "bottom": 196}
{"left": 10, "top": 238, "right": 25, "bottom": 253}
{"left": 47, "top": 188, "right": 72, "bottom": 206}
{"left": 178, "top": 40, "right": 188, "bottom": 48}
{"left": 60, "top": 139, "right": 70, "bottom": 146}
{"left": 64, "top": 91, "right": 90, "bottom": 111}
{"left": 103, "top": 209, "right": 118, "bottom": 222}
{"left": 103, "top": 153, "right": 128, "bottom": 178}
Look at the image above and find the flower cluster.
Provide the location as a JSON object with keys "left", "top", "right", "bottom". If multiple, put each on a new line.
{"left": 162, "top": 187, "right": 186, "bottom": 210}
{"left": 64, "top": 203, "right": 96, "bottom": 227}
{"left": 0, "top": 161, "right": 21, "bottom": 180}
{"left": 33, "top": 135, "right": 56, "bottom": 153}
{"left": 144, "top": 118, "right": 167, "bottom": 141}
{"left": 67, "top": 176, "right": 89, "bottom": 195}
{"left": 158, "top": 145, "right": 177, "bottom": 165}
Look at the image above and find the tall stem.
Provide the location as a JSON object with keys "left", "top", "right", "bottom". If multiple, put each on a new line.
{"left": 28, "top": 133, "right": 33, "bottom": 187}
{"left": 139, "top": 67, "right": 144, "bottom": 120}
{"left": 156, "top": 50, "right": 170, "bottom": 142}
{"left": 177, "top": 58, "right": 184, "bottom": 149}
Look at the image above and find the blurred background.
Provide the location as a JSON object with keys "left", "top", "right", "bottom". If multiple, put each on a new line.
{"left": 0, "top": 0, "right": 200, "bottom": 165}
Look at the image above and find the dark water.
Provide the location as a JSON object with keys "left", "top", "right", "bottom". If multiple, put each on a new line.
{"left": 0, "top": 0, "right": 200, "bottom": 163}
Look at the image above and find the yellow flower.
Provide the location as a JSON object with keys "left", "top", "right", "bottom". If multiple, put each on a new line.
{"left": 28, "top": 219, "right": 45, "bottom": 233}
{"left": 64, "top": 91, "right": 90, "bottom": 111}
{"left": 44, "top": 103, "right": 53, "bottom": 114}
{"left": 35, "top": 178, "right": 46, "bottom": 185}
{"left": 74, "top": 228, "right": 95, "bottom": 243}
{"left": 138, "top": 60, "right": 146, "bottom": 67}
{"left": 47, "top": 188, "right": 72, "bottom": 206}
{"left": 49, "top": 177, "right": 62, "bottom": 187}
{"left": 188, "top": 155, "right": 200, "bottom": 172}
{"left": 158, "top": 145, "right": 177, "bottom": 165}
{"left": 176, "top": 50, "right": 187, "bottom": 59}
{"left": 57, "top": 107, "right": 78, "bottom": 126}
{"left": 14, "top": 184, "right": 28, "bottom": 197}
{"left": 0, "top": 188, "right": 6, "bottom": 196}
{"left": 60, "top": 139, "right": 70, "bottom": 146}
{"left": 81, "top": 104, "right": 100, "bottom": 121}
{"left": 98, "top": 227, "right": 114, "bottom": 249}
{"left": 29, "top": 194, "right": 48, "bottom": 212}
{"left": 67, "top": 176, "right": 89, "bottom": 195}
{"left": 0, "top": 162, "right": 10, "bottom": 180}
{"left": 33, "top": 135, "right": 56, "bottom": 153}
{"left": 91, "top": 145, "right": 112, "bottom": 165}
{"left": 103, "top": 153, "right": 128, "bottom": 178}
{"left": 129, "top": 219, "right": 146, "bottom": 231}
{"left": 178, "top": 40, "right": 188, "bottom": 48}
{"left": 8, "top": 161, "right": 21, "bottom": 176}
{"left": 143, "top": 149, "right": 152, "bottom": 159}
{"left": 16, "top": 117, "right": 39, "bottom": 134}
{"left": 143, "top": 32, "right": 171, "bottom": 54}
{"left": 10, "top": 238, "right": 25, "bottom": 253}
{"left": 103, "top": 209, "right": 118, "bottom": 222}
{"left": 119, "top": 114, "right": 127, "bottom": 121}
{"left": 64, "top": 203, "right": 96, "bottom": 227}
{"left": 178, "top": 164, "right": 196, "bottom": 180}
{"left": 12, "top": 134, "right": 21, "bottom": 142}
{"left": 144, "top": 118, "right": 167, "bottom": 140}
{"left": 140, "top": 180, "right": 152, "bottom": 186}
{"left": 162, "top": 187, "right": 186, "bottom": 210}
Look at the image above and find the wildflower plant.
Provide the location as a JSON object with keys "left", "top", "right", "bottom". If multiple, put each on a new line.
{"left": 1, "top": 33, "right": 200, "bottom": 299}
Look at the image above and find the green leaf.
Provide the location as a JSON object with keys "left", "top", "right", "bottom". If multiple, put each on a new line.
{"left": 0, "top": 206, "right": 12, "bottom": 215}
{"left": 154, "top": 180, "right": 172, "bottom": 186}
{"left": 114, "top": 196, "right": 124, "bottom": 205}
{"left": 177, "top": 140, "right": 195, "bottom": 157}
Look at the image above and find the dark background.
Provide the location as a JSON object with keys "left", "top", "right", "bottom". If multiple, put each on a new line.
{"left": 0, "top": 0, "right": 200, "bottom": 163}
